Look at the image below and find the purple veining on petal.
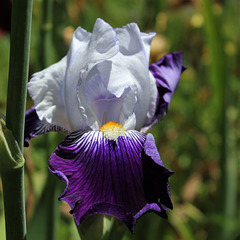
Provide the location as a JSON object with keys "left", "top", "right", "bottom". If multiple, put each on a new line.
{"left": 49, "top": 130, "right": 173, "bottom": 232}
{"left": 24, "top": 107, "right": 68, "bottom": 147}
{"left": 143, "top": 52, "right": 186, "bottom": 132}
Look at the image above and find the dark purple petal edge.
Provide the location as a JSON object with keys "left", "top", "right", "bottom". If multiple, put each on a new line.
{"left": 24, "top": 107, "right": 68, "bottom": 147}
{"left": 134, "top": 133, "right": 174, "bottom": 224}
{"left": 144, "top": 52, "right": 186, "bottom": 132}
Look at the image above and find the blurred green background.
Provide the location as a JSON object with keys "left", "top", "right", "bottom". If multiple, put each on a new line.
{"left": 0, "top": 0, "right": 239, "bottom": 239}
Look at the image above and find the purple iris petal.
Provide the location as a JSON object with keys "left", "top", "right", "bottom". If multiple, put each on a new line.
{"left": 49, "top": 130, "right": 173, "bottom": 232}
{"left": 24, "top": 107, "right": 68, "bottom": 147}
{"left": 145, "top": 52, "right": 186, "bottom": 131}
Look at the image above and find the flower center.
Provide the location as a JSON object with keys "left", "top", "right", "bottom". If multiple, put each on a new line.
{"left": 100, "top": 121, "right": 126, "bottom": 141}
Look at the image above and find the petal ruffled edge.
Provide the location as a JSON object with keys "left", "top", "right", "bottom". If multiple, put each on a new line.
{"left": 142, "top": 52, "right": 186, "bottom": 132}
{"left": 48, "top": 130, "right": 173, "bottom": 232}
{"left": 133, "top": 133, "right": 174, "bottom": 228}
{"left": 64, "top": 19, "right": 120, "bottom": 131}
{"left": 24, "top": 107, "right": 69, "bottom": 147}
{"left": 28, "top": 56, "right": 72, "bottom": 131}
{"left": 142, "top": 134, "right": 174, "bottom": 210}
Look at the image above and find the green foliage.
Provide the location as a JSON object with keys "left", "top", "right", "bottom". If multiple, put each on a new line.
{"left": 0, "top": 118, "right": 25, "bottom": 172}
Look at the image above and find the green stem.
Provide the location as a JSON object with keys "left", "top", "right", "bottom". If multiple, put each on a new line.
{"left": 2, "top": 0, "right": 33, "bottom": 239}
{"left": 40, "top": 0, "right": 57, "bottom": 238}
{"left": 6, "top": 0, "right": 33, "bottom": 150}
{"left": 41, "top": 0, "right": 54, "bottom": 68}
{"left": 1, "top": 169, "right": 26, "bottom": 240}
{"left": 202, "top": 0, "right": 237, "bottom": 239}
{"left": 45, "top": 171, "right": 59, "bottom": 240}
{"left": 44, "top": 135, "right": 59, "bottom": 240}
{"left": 202, "top": 0, "right": 226, "bottom": 114}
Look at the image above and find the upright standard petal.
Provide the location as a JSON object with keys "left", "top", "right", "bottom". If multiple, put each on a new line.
{"left": 49, "top": 130, "right": 173, "bottom": 232}
{"left": 64, "top": 20, "right": 158, "bottom": 131}
{"left": 64, "top": 19, "right": 120, "bottom": 131}
{"left": 142, "top": 52, "right": 186, "bottom": 132}
{"left": 115, "top": 24, "right": 158, "bottom": 130}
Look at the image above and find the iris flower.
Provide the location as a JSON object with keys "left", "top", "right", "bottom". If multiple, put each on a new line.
{"left": 24, "top": 19, "right": 185, "bottom": 232}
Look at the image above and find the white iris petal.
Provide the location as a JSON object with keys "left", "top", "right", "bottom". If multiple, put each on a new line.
{"left": 28, "top": 18, "right": 158, "bottom": 133}
{"left": 144, "top": 71, "right": 159, "bottom": 127}
{"left": 28, "top": 57, "right": 71, "bottom": 131}
{"left": 64, "top": 19, "right": 120, "bottom": 130}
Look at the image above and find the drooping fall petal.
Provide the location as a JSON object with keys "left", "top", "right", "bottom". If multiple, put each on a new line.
{"left": 49, "top": 131, "right": 173, "bottom": 232}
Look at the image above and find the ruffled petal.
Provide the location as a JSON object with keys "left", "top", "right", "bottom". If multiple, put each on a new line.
{"left": 67, "top": 26, "right": 91, "bottom": 66}
{"left": 116, "top": 23, "right": 155, "bottom": 58}
{"left": 142, "top": 134, "right": 174, "bottom": 212}
{"left": 66, "top": 21, "right": 157, "bottom": 131}
{"left": 140, "top": 31, "right": 156, "bottom": 62}
{"left": 24, "top": 107, "right": 68, "bottom": 147}
{"left": 101, "top": 24, "right": 157, "bottom": 130}
{"left": 28, "top": 19, "right": 160, "bottom": 133}
{"left": 64, "top": 19, "right": 120, "bottom": 131}
{"left": 80, "top": 60, "right": 137, "bottom": 130}
{"left": 49, "top": 130, "right": 173, "bottom": 232}
{"left": 28, "top": 57, "right": 71, "bottom": 131}
{"left": 142, "top": 52, "right": 186, "bottom": 132}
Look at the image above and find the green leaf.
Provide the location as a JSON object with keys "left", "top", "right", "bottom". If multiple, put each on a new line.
{"left": 0, "top": 117, "right": 25, "bottom": 173}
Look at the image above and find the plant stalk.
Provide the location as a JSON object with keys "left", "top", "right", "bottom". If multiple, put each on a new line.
{"left": 40, "top": 0, "right": 58, "bottom": 238}
{"left": 6, "top": 0, "right": 33, "bottom": 149}
{"left": 202, "top": 0, "right": 237, "bottom": 239}
{"left": 45, "top": 171, "right": 59, "bottom": 240}
{"left": 2, "top": 0, "right": 33, "bottom": 239}
{"left": 41, "top": 0, "right": 54, "bottom": 68}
